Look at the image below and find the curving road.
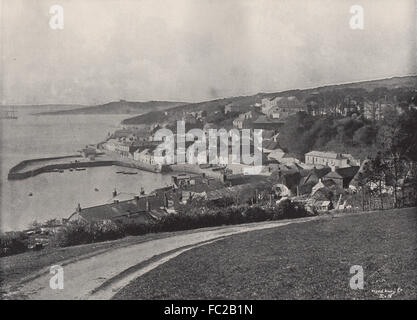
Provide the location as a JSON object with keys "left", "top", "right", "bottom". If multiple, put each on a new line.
{"left": 10, "top": 217, "right": 318, "bottom": 300}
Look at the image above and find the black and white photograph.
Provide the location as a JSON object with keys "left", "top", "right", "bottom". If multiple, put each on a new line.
{"left": 0, "top": 0, "right": 416, "bottom": 306}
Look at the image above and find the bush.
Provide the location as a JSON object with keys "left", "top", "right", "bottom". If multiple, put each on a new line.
{"left": 242, "top": 205, "right": 273, "bottom": 222}
{"left": 52, "top": 220, "right": 124, "bottom": 247}
{"left": 0, "top": 232, "right": 28, "bottom": 257}
{"left": 49, "top": 200, "right": 311, "bottom": 249}
{"left": 272, "top": 199, "right": 310, "bottom": 220}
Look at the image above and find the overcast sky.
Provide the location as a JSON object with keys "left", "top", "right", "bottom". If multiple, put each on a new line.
{"left": 1, "top": 0, "right": 416, "bottom": 105}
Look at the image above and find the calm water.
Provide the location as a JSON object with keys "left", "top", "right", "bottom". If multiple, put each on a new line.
{"left": 0, "top": 107, "right": 172, "bottom": 231}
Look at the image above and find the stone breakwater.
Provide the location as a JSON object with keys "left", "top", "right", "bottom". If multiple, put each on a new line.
{"left": 7, "top": 155, "right": 168, "bottom": 180}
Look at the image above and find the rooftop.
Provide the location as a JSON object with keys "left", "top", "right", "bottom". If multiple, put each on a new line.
{"left": 324, "top": 166, "right": 360, "bottom": 179}
{"left": 305, "top": 150, "right": 347, "bottom": 159}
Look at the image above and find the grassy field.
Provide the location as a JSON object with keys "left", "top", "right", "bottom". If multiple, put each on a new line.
{"left": 114, "top": 207, "right": 417, "bottom": 300}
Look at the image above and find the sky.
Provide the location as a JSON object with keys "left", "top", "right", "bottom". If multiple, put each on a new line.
{"left": 1, "top": 0, "right": 416, "bottom": 105}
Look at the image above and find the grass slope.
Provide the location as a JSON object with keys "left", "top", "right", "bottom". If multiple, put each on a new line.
{"left": 114, "top": 207, "right": 417, "bottom": 300}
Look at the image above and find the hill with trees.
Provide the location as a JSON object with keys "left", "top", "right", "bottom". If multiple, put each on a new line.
{"left": 121, "top": 75, "right": 416, "bottom": 126}
{"left": 35, "top": 100, "right": 187, "bottom": 115}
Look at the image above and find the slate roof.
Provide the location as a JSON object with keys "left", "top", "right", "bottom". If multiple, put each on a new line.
{"left": 262, "top": 140, "right": 279, "bottom": 150}
{"left": 305, "top": 151, "right": 344, "bottom": 159}
{"left": 262, "top": 130, "right": 276, "bottom": 140}
{"left": 324, "top": 166, "right": 360, "bottom": 179}
{"left": 76, "top": 193, "right": 168, "bottom": 223}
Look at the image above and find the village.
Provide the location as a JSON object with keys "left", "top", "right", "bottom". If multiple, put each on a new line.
{"left": 3, "top": 0, "right": 417, "bottom": 303}
{"left": 10, "top": 86, "right": 415, "bottom": 254}
{"left": 68, "top": 93, "right": 411, "bottom": 225}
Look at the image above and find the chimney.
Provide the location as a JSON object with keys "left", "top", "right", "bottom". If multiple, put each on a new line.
{"left": 164, "top": 193, "right": 169, "bottom": 208}
{"left": 146, "top": 198, "right": 151, "bottom": 211}
{"left": 76, "top": 203, "right": 81, "bottom": 213}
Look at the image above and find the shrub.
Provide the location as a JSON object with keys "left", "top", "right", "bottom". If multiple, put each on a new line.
{"left": 272, "top": 199, "right": 310, "bottom": 220}
{"left": 0, "top": 232, "right": 28, "bottom": 257}
{"left": 242, "top": 205, "right": 273, "bottom": 222}
{"left": 52, "top": 220, "right": 124, "bottom": 247}
{"left": 49, "top": 200, "right": 311, "bottom": 249}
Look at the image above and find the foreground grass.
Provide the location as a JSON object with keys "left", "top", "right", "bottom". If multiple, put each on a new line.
{"left": 114, "top": 207, "right": 417, "bottom": 300}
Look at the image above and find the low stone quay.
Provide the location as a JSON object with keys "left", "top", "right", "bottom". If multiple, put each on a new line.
{"left": 7, "top": 154, "right": 167, "bottom": 180}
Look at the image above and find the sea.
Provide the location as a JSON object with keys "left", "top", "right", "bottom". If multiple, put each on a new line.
{"left": 0, "top": 106, "right": 173, "bottom": 232}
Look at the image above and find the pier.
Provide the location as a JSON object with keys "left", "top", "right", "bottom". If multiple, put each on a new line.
{"left": 7, "top": 154, "right": 170, "bottom": 180}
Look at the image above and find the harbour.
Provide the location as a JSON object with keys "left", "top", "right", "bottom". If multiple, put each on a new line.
{"left": 0, "top": 109, "right": 172, "bottom": 232}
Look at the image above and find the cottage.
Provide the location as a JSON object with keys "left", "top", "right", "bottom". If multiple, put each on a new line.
{"left": 298, "top": 168, "right": 331, "bottom": 195}
{"left": 311, "top": 178, "right": 337, "bottom": 195}
{"left": 69, "top": 193, "right": 169, "bottom": 224}
{"left": 314, "top": 200, "right": 333, "bottom": 212}
{"left": 267, "top": 148, "right": 286, "bottom": 161}
{"left": 323, "top": 166, "right": 360, "bottom": 189}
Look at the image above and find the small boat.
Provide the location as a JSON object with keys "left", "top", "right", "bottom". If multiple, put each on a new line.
{"left": 123, "top": 172, "right": 138, "bottom": 175}
{"left": 28, "top": 192, "right": 33, "bottom": 196}
{"left": 75, "top": 168, "right": 86, "bottom": 171}
{"left": 69, "top": 168, "right": 74, "bottom": 172}
{"left": 116, "top": 171, "right": 125, "bottom": 174}
{"left": 94, "top": 188, "right": 99, "bottom": 192}
{"left": 59, "top": 169, "right": 64, "bottom": 173}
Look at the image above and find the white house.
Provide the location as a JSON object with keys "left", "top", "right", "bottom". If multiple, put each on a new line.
{"left": 305, "top": 151, "right": 354, "bottom": 168}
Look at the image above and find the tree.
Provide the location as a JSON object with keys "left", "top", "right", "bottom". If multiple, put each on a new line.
{"left": 367, "top": 154, "right": 389, "bottom": 209}
{"left": 353, "top": 125, "right": 376, "bottom": 146}
{"left": 376, "top": 109, "right": 417, "bottom": 207}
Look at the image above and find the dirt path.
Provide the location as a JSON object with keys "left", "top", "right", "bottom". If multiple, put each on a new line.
{"left": 10, "top": 217, "right": 318, "bottom": 300}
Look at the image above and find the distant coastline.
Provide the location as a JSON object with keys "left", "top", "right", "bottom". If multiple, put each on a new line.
{"left": 34, "top": 100, "right": 187, "bottom": 116}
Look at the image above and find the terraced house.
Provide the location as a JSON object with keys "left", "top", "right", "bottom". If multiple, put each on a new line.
{"left": 304, "top": 151, "right": 359, "bottom": 168}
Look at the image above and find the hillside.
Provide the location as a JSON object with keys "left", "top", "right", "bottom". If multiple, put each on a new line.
{"left": 122, "top": 75, "right": 417, "bottom": 125}
{"left": 113, "top": 207, "right": 417, "bottom": 300}
{"left": 35, "top": 100, "right": 187, "bottom": 115}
